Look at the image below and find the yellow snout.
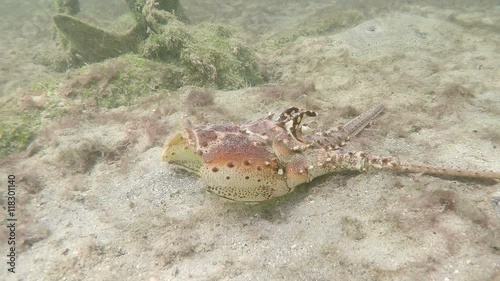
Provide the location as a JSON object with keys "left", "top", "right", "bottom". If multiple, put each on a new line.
{"left": 162, "top": 132, "right": 202, "bottom": 174}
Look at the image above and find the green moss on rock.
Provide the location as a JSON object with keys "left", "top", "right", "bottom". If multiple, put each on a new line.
{"left": 0, "top": 118, "right": 37, "bottom": 157}
{"left": 51, "top": 0, "right": 261, "bottom": 90}
{"left": 53, "top": 14, "right": 143, "bottom": 63}
{"left": 60, "top": 54, "right": 184, "bottom": 109}
{"left": 142, "top": 21, "right": 263, "bottom": 89}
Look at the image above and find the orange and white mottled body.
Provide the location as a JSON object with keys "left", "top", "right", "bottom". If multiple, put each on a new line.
{"left": 162, "top": 105, "right": 500, "bottom": 202}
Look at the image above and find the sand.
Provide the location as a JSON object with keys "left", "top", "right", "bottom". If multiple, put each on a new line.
{"left": 1, "top": 1, "right": 500, "bottom": 280}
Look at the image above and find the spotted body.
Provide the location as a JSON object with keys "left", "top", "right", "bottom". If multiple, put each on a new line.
{"left": 162, "top": 105, "right": 500, "bottom": 202}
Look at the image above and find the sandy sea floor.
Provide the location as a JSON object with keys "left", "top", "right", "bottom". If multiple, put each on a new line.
{"left": 1, "top": 0, "right": 500, "bottom": 280}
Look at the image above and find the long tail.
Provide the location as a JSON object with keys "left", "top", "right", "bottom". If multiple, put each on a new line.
{"left": 329, "top": 150, "right": 500, "bottom": 180}
{"left": 395, "top": 162, "right": 500, "bottom": 180}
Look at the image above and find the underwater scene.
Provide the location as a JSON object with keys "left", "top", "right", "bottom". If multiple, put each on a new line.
{"left": 0, "top": 0, "right": 500, "bottom": 280}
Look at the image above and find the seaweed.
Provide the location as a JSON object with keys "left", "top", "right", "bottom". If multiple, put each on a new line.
{"left": 0, "top": 122, "right": 36, "bottom": 157}
{"left": 51, "top": 0, "right": 262, "bottom": 89}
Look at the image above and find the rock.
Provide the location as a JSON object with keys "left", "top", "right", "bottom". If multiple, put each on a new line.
{"left": 53, "top": 0, "right": 187, "bottom": 64}
{"left": 53, "top": 14, "right": 143, "bottom": 63}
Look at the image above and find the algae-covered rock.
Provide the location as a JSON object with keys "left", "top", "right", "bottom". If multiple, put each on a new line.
{"left": 53, "top": 0, "right": 185, "bottom": 64}
{"left": 125, "top": 0, "right": 188, "bottom": 27}
{"left": 0, "top": 121, "right": 35, "bottom": 157}
{"left": 53, "top": 14, "right": 144, "bottom": 63}
{"left": 141, "top": 20, "right": 262, "bottom": 89}
{"left": 52, "top": 0, "right": 263, "bottom": 90}
{"left": 180, "top": 24, "right": 263, "bottom": 89}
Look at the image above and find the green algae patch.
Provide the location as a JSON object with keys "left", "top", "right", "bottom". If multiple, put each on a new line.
{"left": 0, "top": 84, "right": 59, "bottom": 157}
{"left": 53, "top": 0, "right": 187, "bottom": 65}
{"left": 141, "top": 18, "right": 193, "bottom": 62}
{"left": 125, "top": 0, "right": 188, "bottom": 28}
{"left": 0, "top": 122, "right": 36, "bottom": 157}
{"left": 181, "top": 23, "right": 263, "bottom": 89}
{"left": 0, "top": 54, "right": 180, "bottom": 156}
{"left": 60, "top": 54, "right": 183, "bottom": 109}
{"left": 141, "top": 21, "right": 263, "bottom": 90}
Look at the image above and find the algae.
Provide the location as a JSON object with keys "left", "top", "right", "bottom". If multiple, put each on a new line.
{"left": 53, "top": 0, "right": 187, "bottom": 65}
{"left": 142, "top": 21, "right": 262, "bottom": 89}
{"left": 53, "top": 14, "right": 144, "bottom": 63}
{"left": 60, "top": 54, "right": 183, "bottom": 109}
{"left": 0, "top": 122, "right": 36, "bottom": 157}
{"left": 0, "top": 80, "right": 66, "bottom": 157}
{"left": 51, "top": 0, "right": 262, "bottom": 89}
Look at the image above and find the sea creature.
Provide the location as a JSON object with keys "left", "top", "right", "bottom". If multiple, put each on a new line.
{"left": 162, "top": 105, "right": 500, "bottom": 203}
